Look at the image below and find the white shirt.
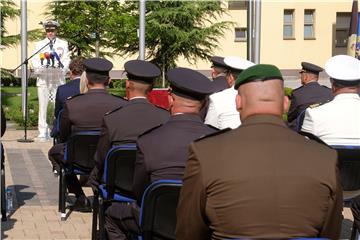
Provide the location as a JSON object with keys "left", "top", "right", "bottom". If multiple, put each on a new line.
{"left": 31, "top": 37, "right": 70, "bottom": 86}
{"left": 205, "top": 87, "right": 241, "bottom": 129}
{"left": 301, "top": 93, "right": 360, "bottom": 146}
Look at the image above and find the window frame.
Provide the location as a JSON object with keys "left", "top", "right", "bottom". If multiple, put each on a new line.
{"left": 304, "top": 9, "right": 316, "bottom": 40}
{"left": 283, "top": 9, "right": 295, "bottom": 40}
{"left": 234, "top": 27, "right": 247, "bottom": 42}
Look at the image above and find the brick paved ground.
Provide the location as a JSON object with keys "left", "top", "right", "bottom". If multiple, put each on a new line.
{"left": 1, "top": 129, "right": 93, "bottom": 240}
{"left": 0, "top": 128, "right": 356, "bottom": 239}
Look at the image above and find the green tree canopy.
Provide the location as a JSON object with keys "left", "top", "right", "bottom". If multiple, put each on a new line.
{"left": 110, "top": 0, "right": 233, "bottom": 78}
{"left": 47, "top": 1, "right": 126, "bottom": 57}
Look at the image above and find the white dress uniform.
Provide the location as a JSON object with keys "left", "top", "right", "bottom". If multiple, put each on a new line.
{"left": 31, "top": 37, "right": 70, "bottom": 138}
{"left": 205, "top": 87, "right": 240, "bottom": 129}
{"left": 301, "top": 93, "right": 360, "bottom": 146}
{"left": 301, "top": 55, "right": 360, "bottom": 146}
{"left": 205, "top": 56, "right": 254, "bottom": 129}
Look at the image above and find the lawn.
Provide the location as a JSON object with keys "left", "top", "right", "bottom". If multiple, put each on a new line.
{"left": 1, "top": 85, "right": 126, "bottom": 128}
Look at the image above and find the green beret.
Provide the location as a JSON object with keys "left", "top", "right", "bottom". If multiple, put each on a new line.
{"left": 234, "top": 64, "right": 283, "bottom": 89}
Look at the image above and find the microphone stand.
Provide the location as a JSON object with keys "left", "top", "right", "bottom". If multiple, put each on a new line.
{"left": 12, "top": 40, "right": 51, "bottom": 143}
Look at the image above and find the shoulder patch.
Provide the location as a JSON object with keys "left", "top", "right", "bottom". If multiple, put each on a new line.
{"left": 104, "top": 105, "right": 124, "bottom": 116}
{"left": 309, "top": 99, "right": 331, "bottom": 109}
{"left": 138, "top": 124, "right": 163, "bottom": 138}
{"left": 195, "top": 128, "right": 231, "bottom": 142}
{"left": 66, "top": 93, "right": 83, "bottom": 100}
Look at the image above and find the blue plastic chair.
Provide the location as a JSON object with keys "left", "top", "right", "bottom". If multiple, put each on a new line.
{"left": 59, "top": 129, "right": 101, "bottom": 221}
{"left": 92, "top": 143, "right": 137, "bottom": 240}
{"left": 138, "top": 180, "right": 182, "bottom": 240}
{"left": 331, "top": 145, "right": 360, "bottom": 240}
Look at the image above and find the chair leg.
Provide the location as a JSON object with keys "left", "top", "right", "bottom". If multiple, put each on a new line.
{"left": 60, "top": 168, "right": 67, "bottom": 221}
{"left": 1, "top": 168, "right": 7, "bottom": 221}
{"left": 58, "top": 167, "right": 62, "bottom": 212}
{"left": 92, "top": 191, "right": 99, "bottom": 240}
{"left": 99, "top": 197, "right": 106, "bottom": 240}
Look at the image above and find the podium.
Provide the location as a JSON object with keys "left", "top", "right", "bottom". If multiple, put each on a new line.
{"left": 33, "top": 67, "right": 65, "bottom": 102}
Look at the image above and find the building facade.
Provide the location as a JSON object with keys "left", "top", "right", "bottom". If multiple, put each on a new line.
{"left": 0, "top": 0, "right": 354, "bottom": 84}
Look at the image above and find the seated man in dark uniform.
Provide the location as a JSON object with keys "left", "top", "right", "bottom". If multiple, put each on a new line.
{"left": 48, "top": 58, "right": 126, "bottom": 211}
{"left": 88, "top": 60, "right": 170, "bottom": 192}
{"left": 176, "top": 64, "right": 342, "bottom": 240}
{"left": 51, "top": 57, "right": 84, "bottom": 138}
{"left": 104, "top": 67, "right": 217, "bottom": 240}
{"left": 287, "top": 62, "right": 333, "bottom": 131}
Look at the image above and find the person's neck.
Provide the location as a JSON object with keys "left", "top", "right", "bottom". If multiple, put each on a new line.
{"left": 127, "top": 92, "right": 147, "bottom": 100}
{"left": 333, "top": 88, "right": 359, "bottom": 96}
{"left": 88, "top": 85, "right": 106, "bottom": 90}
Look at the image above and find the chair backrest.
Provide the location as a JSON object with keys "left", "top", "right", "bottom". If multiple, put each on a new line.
{"left": 331, "top": 145, "right": 360, "bottom": 191}
{"left": 65, "top": 130, "right": 101, "bottom": 172}
{"left": 140, "top": 180, "right": 182, "bottom": 240}
{"left": 103, "top": 143, "right": 137, "bottom": 200}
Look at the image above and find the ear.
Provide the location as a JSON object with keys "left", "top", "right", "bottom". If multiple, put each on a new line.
{"left": 235, "top": 93, "right": 242, "bottom": 112}
{"left": 283, "top": 95, "right": 289, "bottom": 113}
{"left": 125, "top": 79, "right": 130, "bottom": 88}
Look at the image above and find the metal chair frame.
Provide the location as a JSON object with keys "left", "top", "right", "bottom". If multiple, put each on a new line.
{"left": 58, "top": 130, "right": 101, "bottom": 221}
{"left": 92, "top": 143, "right": 137, "bottom": 240}
{"left": 139, "top": 180, "right": 182, "bottom": 240}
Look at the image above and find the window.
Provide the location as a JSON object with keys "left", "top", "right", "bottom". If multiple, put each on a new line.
{"left": 235, "top": 27, "right": 247, "bottom": 42}
{"left": 283, "top": 9, "right": 295, "bottom": 39}
{"left": 228, "top": 1, "right": 247, "bottom": 10}
{"left": 335, "top": 29, "right": 348, "bottom": 47}
{"left": 304, "top": 9, "right": 315, "bottom": 39}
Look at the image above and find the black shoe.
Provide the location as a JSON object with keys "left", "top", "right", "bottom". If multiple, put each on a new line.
{"left": 71, "top": 195, "right": 92, "bottom": 213}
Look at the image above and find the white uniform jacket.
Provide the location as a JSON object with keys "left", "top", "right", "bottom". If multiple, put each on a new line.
{"left": 205, "top": 87, "right": 241, "bottom": 129}
{"left": 31, "top": 37, "right": 70, "bottom": 86}
{"left": 301, "top": 93, "right": 360, "bottom": 146}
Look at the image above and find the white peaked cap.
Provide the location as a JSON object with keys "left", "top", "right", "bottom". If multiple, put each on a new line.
{"left": 224, "top": 56, "right": 255, "bottom": 71}
{"left": 325, "top": 55, "right": 360, "bottom": 81}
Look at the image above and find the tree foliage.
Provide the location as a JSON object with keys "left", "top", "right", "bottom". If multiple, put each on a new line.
{"left": 110, "top": 1, "right": 233, "bottom": 74}
{"left": 47, "top": 1, "right": 126, "bottom": 57}
{"left": 48, "top": 0, "right": 232, "bottom": 83}
{"left": 1, "top": 0, "right": 42, "bottom": 48}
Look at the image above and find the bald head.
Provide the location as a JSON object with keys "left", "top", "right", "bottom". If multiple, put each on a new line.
{"left": 236, "top": 79, "right": 288, "bottom": 122}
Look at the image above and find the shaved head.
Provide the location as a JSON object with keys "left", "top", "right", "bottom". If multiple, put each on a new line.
{"left": 236, "top": 79, "right": 288, "bottom": 122}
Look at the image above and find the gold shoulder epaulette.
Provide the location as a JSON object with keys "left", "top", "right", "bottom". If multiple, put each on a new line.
{"left": 104, "top": 105, "right": 124, "bottom": 116}
{"left": 67, "top": 93, "right": 83, "bottom": 100}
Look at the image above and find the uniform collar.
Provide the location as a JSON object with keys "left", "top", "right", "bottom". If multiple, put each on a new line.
{"left": 86, "top": 88, "right": 107, "bottom": 94}
{"left": 170, "top": 113, "right": 202, "bottom": 122}
{"left": 305, "top": 81, "right": 319, "bottom": 86}
{"left": 241, "top": 114, "right": 287, "bottom": 127}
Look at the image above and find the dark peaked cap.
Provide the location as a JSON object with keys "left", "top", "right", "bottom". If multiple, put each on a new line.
{"left": 211, "top": 56, "right": 227, "bottom": 69}
{"left": 124, "top": 60, "right": 161, "bottom": 84}
{"left": 167, "top": 67, "right": 213, "bottom": 101}
{"left": 83, "top": 57, "right": 113, "bottom": 76}
{"left": 301, "top": 62, "right": 323, "bottom": 74}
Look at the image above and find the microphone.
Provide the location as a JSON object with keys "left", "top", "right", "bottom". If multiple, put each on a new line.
{"left": 44, "top": 52, "right": 50, "bottom": 67}
{"left": 50, "top": 52, "right": 55, "bottom": 67}
{"left": 39, "top": 53, "right": 45, "bottom": 66}
{"left": 53, "top": 51, "right": 64, "bottom": 68}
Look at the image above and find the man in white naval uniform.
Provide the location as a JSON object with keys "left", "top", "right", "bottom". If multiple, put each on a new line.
{"left": 31, "top": 20, "right": 70, "bottom": 141}
{"left": 205, "top": 56, "right": 254, "bottom": 129}
{"left": 301, "top": 55, "right": 360, "bottom": 146}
